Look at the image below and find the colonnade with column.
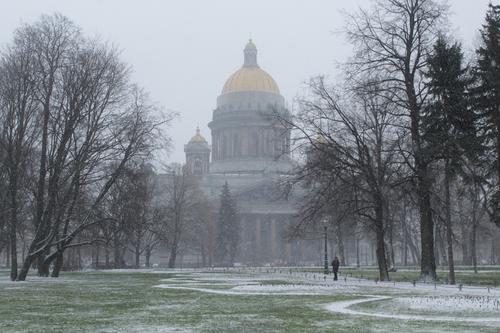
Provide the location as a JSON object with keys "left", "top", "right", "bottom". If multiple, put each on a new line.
{"left": 211, "top": 127, "right": 290, "bottom": 161}
{"left": 237, "top": 213, "right": 312, "bottom": 265}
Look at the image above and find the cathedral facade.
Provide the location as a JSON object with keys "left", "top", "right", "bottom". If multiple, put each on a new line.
{"left": 184, "top": 41, "right": 316, "bottom": 265}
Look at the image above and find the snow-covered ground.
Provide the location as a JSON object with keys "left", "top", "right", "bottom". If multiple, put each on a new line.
{"left": 1, "top": 268, "right": 500, "bottom": 332}
{"left": 154, "top": 267, "right": 500, "bottom": 328}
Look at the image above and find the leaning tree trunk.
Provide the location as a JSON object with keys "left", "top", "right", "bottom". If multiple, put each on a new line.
{"left": 21, "top": 97, "right": 52, "bottom": 282}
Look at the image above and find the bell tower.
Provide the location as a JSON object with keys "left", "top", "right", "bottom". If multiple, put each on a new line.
{"left": 184, "top": 127, "right": 211, "bottom": 175}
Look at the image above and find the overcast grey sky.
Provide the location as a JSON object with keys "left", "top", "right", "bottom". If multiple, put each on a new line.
{"left": 0, "top": 0, "right": 494, "bottom": 163}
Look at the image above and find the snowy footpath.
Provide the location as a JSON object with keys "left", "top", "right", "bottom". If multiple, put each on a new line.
{"left": 155, "top": 268, "right": 500, "bottom": 328}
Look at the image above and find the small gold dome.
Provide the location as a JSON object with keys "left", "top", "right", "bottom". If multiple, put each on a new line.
{"left": 221, "top": 39, "right": 280, "bottom": 95}
{"left": 222, "top": 67, "right": 280, "bottom": 94}
{"left": 190, "top": 126, "right": 206, "bottom": 143}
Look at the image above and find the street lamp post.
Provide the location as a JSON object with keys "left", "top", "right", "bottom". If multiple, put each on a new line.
{"left": 323, "top": 219, "right": 329, "bottom": 275}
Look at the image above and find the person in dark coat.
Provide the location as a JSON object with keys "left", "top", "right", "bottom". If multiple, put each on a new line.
{"left": 331, "top": 256, "right": 340, "bottom": 281}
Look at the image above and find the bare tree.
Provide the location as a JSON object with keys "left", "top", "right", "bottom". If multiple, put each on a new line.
{"left": 0, "top": 37, "right": 39, "bottom": 280}
{"left": 0, "top": 14, "right": 174, "bottom": 281}
{"left": 282, "top": 77, "right": 400, "bottom": 281}
{"left": 345, "top": 0, "right": 447, "bottom": 281}
{"left": 155, "top": 165, "right": 199, "bottom": 268}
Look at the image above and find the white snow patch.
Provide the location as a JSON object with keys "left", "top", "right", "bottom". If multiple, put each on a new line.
{"left": 396, "top": 295, "right": 500, "bottom": 313}
{"left": 324, "top": 296, "right": 500, "bottom": 325}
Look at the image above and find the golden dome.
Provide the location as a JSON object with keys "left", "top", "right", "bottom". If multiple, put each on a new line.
{"left": 222, "top": 67, "right": 280, "bottom": 94}
{"left": 190, "top": 126, "right": 206, "bottom": 143}
{"left": 221, "top": 39, "right": 280, "bottom": 95}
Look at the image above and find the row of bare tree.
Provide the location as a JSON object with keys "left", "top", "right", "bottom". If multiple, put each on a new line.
{"left": 88, "top": 163, "right": 212, "bottom": 270}
{"left": 282, "top": 0, "right": 500, "bottom": 282}
{"left": 0, "top": 14, "right": 173, "bottom": 281}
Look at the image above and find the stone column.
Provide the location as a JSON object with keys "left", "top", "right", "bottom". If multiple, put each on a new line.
{"left": 271, "top": 217, "right": 277, "bottom": 261}
{"left": 255, "top": 217, "right": 262, "bottom": 263}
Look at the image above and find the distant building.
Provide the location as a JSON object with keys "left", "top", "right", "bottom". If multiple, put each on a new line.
{"left": 184, "top": 40, "right": 317, "bottom": 265}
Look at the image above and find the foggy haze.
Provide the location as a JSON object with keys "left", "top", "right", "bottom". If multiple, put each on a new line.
{"left": 0, "top": 0, "right": 492, "bottom": 164}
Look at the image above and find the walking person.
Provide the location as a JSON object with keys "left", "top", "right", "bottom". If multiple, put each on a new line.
{"left": 331, "top": 256, "right": 340, "bottom": 281}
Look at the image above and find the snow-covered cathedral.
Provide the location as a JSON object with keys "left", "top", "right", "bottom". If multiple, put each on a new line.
{"left": 184, "top": 40, "right": 318, "bottom": 265}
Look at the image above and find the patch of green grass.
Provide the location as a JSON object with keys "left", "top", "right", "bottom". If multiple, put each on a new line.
{"left": 0, "top": 270, "right": 498, "bottom": 332}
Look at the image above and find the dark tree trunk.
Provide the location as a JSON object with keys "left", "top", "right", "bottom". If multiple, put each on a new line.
{"left": 400, "top": 198, "right": 409, "bottom": 267}
{"left": 135, "top": 244, "right": 140, "bottom": 268}
{"left": 168, "top": 235, "right": 179, "bottom": 268}
{"left": 145, "top": 245, "right": 151, "bottom": 268}
{"left": 77, "top": 246, "right": 82, "bottom": 270}
{"left": 409, "top": 75, "right": 437, "bottom": 280}
{"left": 418, "top": 164, "right": 436, "bottom": 281}
{"left": 461, "top": 223, "right": 471, "bottom": 265}
{"left": 355, "top": 236, "right": 360, "bottom": 268}
{"left": 18, "top": 97, "right": 53, "bottom": 282}
{"left": 491, "top": 239, "right": 496, "bottom": 265}
{"left": 8, "top": 179, "right": 18, "bottom": 281}
{"left": 388, "top": 218, "right": 395, "bottom": 268}
{"left": 444, "top": 163, "right": 455, "bottom": 283}
{"left": 335, "top": 221, "right": 346, "bottom": 266}
{"left": 95, "top": 243, "right": 100, "bottom": 268}
{"left": 201, "top": 243, "right": 207, "bottom": 267}
{"left": 6, "top": 244, "right": 10, "bottom": 268}
{"left": 38, "top": 255, "right": 50, "bottom": 277}
{"left": 9, "top": 216, "right": 17, "bottom": 281}
{"left": 471, "top": 221, "right": 478, "bottom": 274}
{"left": 113, "top": 233, "right": 122, "bottom": 268}
{"left": 51, "top": 252, "right": 64, "bottom": 277}
{"left": 168, "top": 249, "right": 177, "bottom": 269}
{"left": 105, "top": 244, "right": 110, "bottom": 268}
{"left": 375, "top": 199, "right": 389, "bottom": 281}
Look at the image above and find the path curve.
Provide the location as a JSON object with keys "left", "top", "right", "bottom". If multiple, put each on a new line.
{"left": 325, "top": 296, "right": 500, "bottom": 325}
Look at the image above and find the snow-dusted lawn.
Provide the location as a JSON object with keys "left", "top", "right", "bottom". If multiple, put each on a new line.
{"left": 0, "top": 268, "right": 499, "bottom": 332}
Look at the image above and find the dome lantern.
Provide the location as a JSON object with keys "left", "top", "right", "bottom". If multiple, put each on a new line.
{"left": 243, "top": 39, "right": 258, "bottom": 68}
{"left": 221, "top": 40, "right": 280, "bottom": 95}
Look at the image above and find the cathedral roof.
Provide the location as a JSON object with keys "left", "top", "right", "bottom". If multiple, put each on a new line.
{"left": 189, "top": 126, "right": 207, "bottom": 143}
{"left": 221, "top": 40, "right": 280, "bottom": 95}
